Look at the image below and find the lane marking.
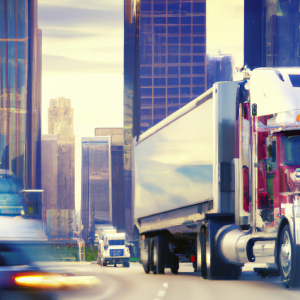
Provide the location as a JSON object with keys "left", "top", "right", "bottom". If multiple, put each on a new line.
{"left": 163, "top": 282, "right": 168, "bottom": 288}
{"left": 157, "top": 290, "right": 166, "bottom": 298}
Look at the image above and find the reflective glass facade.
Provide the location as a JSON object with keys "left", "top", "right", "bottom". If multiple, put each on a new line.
{"left": 0, "top": 0, "right": 41, "bottom": 197}
{"left": 139, "top": 0, "right": 206, "bottom": 132}
{"left": 81, "top": 137, "right": 112, "bottom": 245}
{"left": 245, "top": 0, "right": 300, "bottom": 69}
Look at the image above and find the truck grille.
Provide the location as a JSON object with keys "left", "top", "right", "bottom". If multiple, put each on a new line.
{"left": 110, "top": 249, "right": 124, "bottom": 257}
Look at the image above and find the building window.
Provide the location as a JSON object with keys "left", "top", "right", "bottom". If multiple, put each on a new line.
{"left": 167, "top": 78, "right": 179, "bottom": 85}
{"left": 181, "top": 77, "right": 190, "bottom": 85}
{"left": 154, "top": 78, "right": 166, "bottom": 86}
{"left": 167, "top": 88, "right": 179, "bottom": 96}
{"left": 180, "top": 56, "right": 191, "bottom": 63}
{"left": 168, "top": 66, "right": 179, "bottom": 75}
{"left": 168, "top": 55, "right": 179, "bottom": 63}
{"left": 167, "top": 98, "right": 179, "bottom": 104}
{"left": 140, "top": 78, "right": 152, "bottom": 87}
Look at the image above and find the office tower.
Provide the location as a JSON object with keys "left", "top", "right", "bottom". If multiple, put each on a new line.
{"left": 94, "top": 128, "right": 126, "bottom": 232}
{"left": 124, "top": 0, "right": 206, "bottom": 237}
{"left": 244, "top": 0, "right": 300, "bottom": 69}
{"left": 0, "top": 1, "right": 42, "bottom": 190}
{"left": 41, "top": 135, "right": 58, "bottom": 210}
{"left": 81, "top": 137, "right": 112, "bottom": 245}
{"left": 48, "top": 97, "right": 75, "bottom": 210}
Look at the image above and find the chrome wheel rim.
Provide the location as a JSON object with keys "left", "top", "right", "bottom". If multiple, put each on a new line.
{"left": 280, "top": 231, "right": 292, "bottom": 279}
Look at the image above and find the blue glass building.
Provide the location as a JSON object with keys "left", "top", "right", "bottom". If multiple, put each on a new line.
{"left": 138, "top": 0, "right": 206, "bottom": 132}
{"left": 0, "top": 0, "right": 41, "bottom": 194}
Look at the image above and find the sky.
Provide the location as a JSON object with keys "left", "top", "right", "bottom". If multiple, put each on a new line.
{"left": 38, "top": 0, "right": 244, "bottom": 210}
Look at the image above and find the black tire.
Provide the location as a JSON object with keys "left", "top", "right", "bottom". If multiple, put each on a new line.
{"left": 141, "top": 237, "right": 150, "bottom": 274}
{"left": 103, "top": 261, "right": 107, "bottom": 267}
{"left": 152, "top": 236, "right": 165, "bottom": 274}
{"left": 278, "top": 224, "right": 300, "bottom": 288}
{"left": 170, "top": 253, "right": 179, "bottom": 274}
{"left": 123, "top": 261, "right": 130, "bottom": 268}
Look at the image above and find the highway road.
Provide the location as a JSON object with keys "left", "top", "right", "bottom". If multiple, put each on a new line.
{"left": 36, "top": 262, "right": 300, "bottom": 300}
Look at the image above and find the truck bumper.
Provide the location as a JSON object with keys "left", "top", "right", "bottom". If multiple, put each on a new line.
{"left": 104, "top": 258, "right": 129, "bottom": 265}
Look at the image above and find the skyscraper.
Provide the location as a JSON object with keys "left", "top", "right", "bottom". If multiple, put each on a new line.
{"left": 81, "top": 137, "right": 112, "bottom": 245}
{"left": 244, "top": 0, "right": 300, "bottom": 69}
{"left": 0, "top": 0, "right": 42, "bottom": 190}
{"left": 48, "top": 97, "right": 75, "bottom": 210}
{"left": 124, "top": 0, "right": 206, "bottom": 237}
{"left": 94, "top": 128, "right": 126, "bottom": 232}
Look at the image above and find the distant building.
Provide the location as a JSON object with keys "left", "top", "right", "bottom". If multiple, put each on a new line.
{"left": 81, "top": 137, "right": 112, "bottom": 245}
{"left": 42, "top": 98, "right": 75, "bottom": 240}
{"left": 0, "top": 0, "right": 42, "bottom": 191}
{"left": 48, "top": 97, "right": 75, "bottom": 210}
{"left": 41, "top": 135, "right": 58, "bottom": 210}
{"left": 94, "top": 128, "right": 126, "bottom": 232}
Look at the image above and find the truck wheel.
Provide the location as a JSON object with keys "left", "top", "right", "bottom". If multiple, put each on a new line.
{"left": 141, "top": 237, "right": 150, "bottom": 274}
{"left": 278, "top": 224, "right": 300, "bottom": 288}
{"left": 123, "top": 261, "right": 130, "bottom": 268}
{"left": 103, "top": 261, "right": 107, "bottom": 267}
{"left": 153, "top": 236, "right": 165, "bottom": 274}
{"left": 170, "top": 253, "right": 179, "bottom": 274}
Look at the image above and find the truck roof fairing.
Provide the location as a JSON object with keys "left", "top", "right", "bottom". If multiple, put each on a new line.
{"left": 250, "top": 68, "right": 300, "bottom": 117}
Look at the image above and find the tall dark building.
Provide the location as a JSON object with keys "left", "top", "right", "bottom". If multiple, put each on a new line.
{"left": 244, "top": 0, "right": 300, "bottom": 69}
{"left": 0, "top": 0, "right": 42, "bottom": 190}
{"left": 81, "top": 137, "right": 112, "bottom": 245}
{"left": 124, "top": 0, "right": 206, "bottom": 237}
{"left": 94, "top": 128, "right": 126, "bottom": 232}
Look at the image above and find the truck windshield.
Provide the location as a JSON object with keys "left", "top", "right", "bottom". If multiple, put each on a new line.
{"left": 108, "top": 240, "right": 125, "bottom": 246}
{"left": 282, "top": 135, "right": 300, "bottom": 165}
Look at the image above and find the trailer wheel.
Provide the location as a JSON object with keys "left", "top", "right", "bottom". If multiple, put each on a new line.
{"left": 153, "top": 236, "right": 165, "bottom": 274}
{"left": 141, "top": 237, "right": 150, "bottom": 274}
{"left": 278, "top": 224, "right": 300, "bottom": 288}
{"left": 170, "top": 253, "right": 179, "bottom": 274}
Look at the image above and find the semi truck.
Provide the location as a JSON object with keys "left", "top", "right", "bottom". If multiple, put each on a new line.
{"left": 97, "top": 232, "right": 130, "bottom": 267}
{"left": 134, "top": 67, "right": 300, "bottom": 288}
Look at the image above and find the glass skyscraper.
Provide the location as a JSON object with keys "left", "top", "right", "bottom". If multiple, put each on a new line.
{"left": 245, "top": 0, "right": 300, "bottom": 70}
{"left": 0, "top": 0, "right": 41, "bottom": 191}
{"left": 138, "top": 0, "right": 206, "bottom": 132}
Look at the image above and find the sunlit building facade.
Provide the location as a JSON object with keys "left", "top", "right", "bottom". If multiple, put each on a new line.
{"left": 0, "top": 0, "right": 42, "bottom": 191}
{"left": 42, "top": 98, "right": 75, "bottom": 240}
{"left": 81, "top": 137, "right": 112, "bottom": 245}
{"left": 124, "top": 0, "right": 206, "bottom": 238}
{"left": 48, "top": 97, "right": 75, "bottom": 210}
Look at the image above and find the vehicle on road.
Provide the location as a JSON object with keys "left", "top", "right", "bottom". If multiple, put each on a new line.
{"left": 97, "top": 232, "right": 130, "bottom": 267}
{"left": 134, "top": 67, "right": 300, "bottom": 288}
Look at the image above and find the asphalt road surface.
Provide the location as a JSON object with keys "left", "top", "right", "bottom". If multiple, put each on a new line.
{"left": 36, "top": 262, "right": 300, "bottom": 300}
